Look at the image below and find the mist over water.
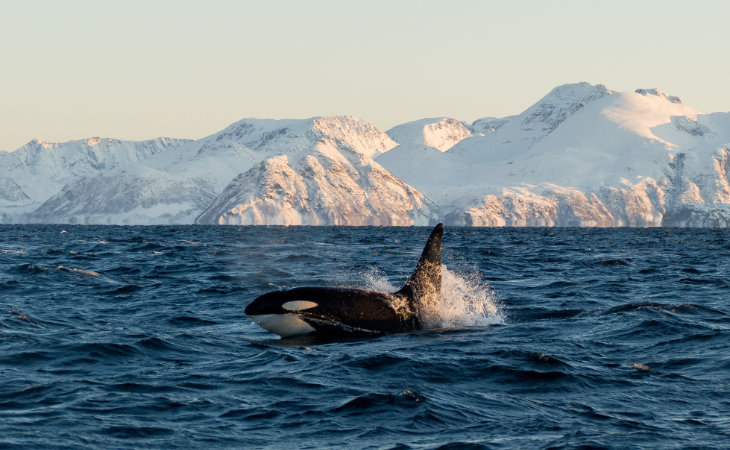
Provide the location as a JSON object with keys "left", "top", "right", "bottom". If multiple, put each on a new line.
{"left": 1, "top": 225, "right": 729, "bottom": 448}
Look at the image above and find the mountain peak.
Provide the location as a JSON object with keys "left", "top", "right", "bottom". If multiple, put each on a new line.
{"left": 635, "top": 88, "right": 682, "bottom": 104}
{"left": 515, "top": 82, "right": 614, "bottom": 136}
{"left": 27, "top": 139, "right": 58, "bottom": 150}
{"left": 545, "top": 82, "right": 615, "bottom": 100}
{"left": 87, "top": 137, "right": 104, "bottom": 146}
{"left": 386, "top": 117, "right": 472, "bottom": 152}
{"left": 313, "top": 115, "right": 398, "bottom": 158}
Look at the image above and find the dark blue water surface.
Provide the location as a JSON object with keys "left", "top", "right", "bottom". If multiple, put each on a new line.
{"left": 1, "top": 225, "right": 729, "bottom": 448}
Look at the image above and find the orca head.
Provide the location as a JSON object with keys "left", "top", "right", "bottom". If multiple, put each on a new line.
{"left": 245, "top": 291, "right": 320, "bottom": 337}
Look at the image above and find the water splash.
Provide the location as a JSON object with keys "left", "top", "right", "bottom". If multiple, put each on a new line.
{"left": 361, "top": 266, "right": 504, "bottom": 330}
{"left": 360, "top": 267, "right": 396, "bottom": 293}
{"left": 422, "top": 267, "right": 504, "bottom": 329}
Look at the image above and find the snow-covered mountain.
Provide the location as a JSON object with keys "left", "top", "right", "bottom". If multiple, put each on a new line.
{"left": 0, "top": 137, "right": 190, "bottom": 221}
{"left": 9, "top": 115, "right": 437, "bottom": 225}
{"left": 376, "top": 83, "right": 730, "bottom": 227}
{"left": 194, "top": 117, "right": 436, "bottom": 225}
{"left": 195, "top": 150, "right": 436, "bottom": 226}
{"left": 4, "top": 83, "right": 730, "bottom": 227}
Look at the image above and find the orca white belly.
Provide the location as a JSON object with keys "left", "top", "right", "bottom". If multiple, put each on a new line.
{"left": 248, "top": 314, "right": 316, "bottom": 337}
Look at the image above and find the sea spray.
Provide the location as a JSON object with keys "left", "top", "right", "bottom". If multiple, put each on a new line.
{"left": 422, "top": 267, "right": 503, "bottom": 329}
{"left": 361, "top": 265, "right": 504, "bottom": 329}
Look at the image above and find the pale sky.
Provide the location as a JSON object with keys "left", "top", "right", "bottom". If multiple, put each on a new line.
{"left": 1, "top": 0, "right": 729, "bottom": 151}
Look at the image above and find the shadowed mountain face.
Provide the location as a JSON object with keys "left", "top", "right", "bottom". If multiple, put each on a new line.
{"left": 3, "top": 85, "right": 730, "bottom": 226}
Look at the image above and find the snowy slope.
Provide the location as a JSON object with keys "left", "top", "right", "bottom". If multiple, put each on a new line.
{"left": 27, "top": 168, "right": 217, "bottom": 225}
{"left": 0, "top": 137, "right": 190, "bottom": 221}
{"left": 451, "top": 83, "right": 615, "bottom": 161}
{"left": 195, "top": 144, "right": 437, "bottom": 226}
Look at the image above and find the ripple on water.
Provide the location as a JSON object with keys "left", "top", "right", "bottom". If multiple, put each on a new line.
{"left": 69, "top": 342, "right": 139, "bottom": 358}
{"left": 344, "top": 354, "right": 409, "bottom": 371}
{"left": 331, "top": 390, "right": 426, "bottom": 415}
{"left": 168, "top": 316, "right": 217, "bottom": 327}
{"left": 603, "top": 302, "right": 704, "bottom": 315}
{"left": 105, "top": 284, "right": 144, "bottom": 295}
{"left": 102, "top": 426, "right": 174, "bottom": 438}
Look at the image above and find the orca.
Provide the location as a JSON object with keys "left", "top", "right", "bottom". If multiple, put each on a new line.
{"left": 245, "top": 223, "right": 444, "bottom": 338}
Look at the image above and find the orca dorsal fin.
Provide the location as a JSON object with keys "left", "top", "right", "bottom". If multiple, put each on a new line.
{"left": 397, "top": 223, "right": 443, "bottom": 307}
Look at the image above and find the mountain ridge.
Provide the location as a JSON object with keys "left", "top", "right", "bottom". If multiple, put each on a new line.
{"left": 3, "top": 83, "right": 730, "bottom": 227}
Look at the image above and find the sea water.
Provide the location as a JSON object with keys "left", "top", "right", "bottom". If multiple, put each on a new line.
{"left": 1, "top": 225, "right": 728, "bottom": 448}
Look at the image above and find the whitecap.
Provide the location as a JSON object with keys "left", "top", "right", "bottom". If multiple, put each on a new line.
{"left": 57, "top": 265, "right": 100, "bottom": 277}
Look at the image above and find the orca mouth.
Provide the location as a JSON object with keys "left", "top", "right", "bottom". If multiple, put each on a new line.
{"left": 302, "top": 316, "right": 382, "bottom": 336}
